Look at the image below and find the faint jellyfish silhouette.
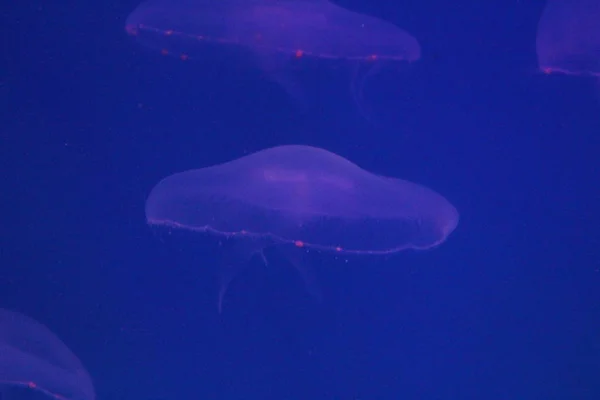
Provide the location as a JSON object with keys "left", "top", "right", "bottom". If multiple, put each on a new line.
{"left": 0, "top": 308, "right": 94, "bottom": 400}
{"left": 126, "top": 0, "right": 421, "bottom": 122}
{"left": 536, "top": 0, "right": 600, "bottom": 77}
{"left": 146, "top": 145, "right": 458, "bottom": 311}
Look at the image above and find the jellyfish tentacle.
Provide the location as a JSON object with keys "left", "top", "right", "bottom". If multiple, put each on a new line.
{"left": 278, "top": 246, "right": 323, "bottom": 303}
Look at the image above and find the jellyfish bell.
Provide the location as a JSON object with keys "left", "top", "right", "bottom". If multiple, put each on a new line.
{"left": 536, "top": 0, "right": 600, "bottom": 77}
{"left": 146, "top": 145, "right": 458, "bottom": 311}
{"left": 536, "top": 0, "right": 600, "bottom": 93}
{"left": 0, "top": 309, "right": 95, "bottom": 400}
{"left": 126, "top": 0, "right": 421, "bottom": 123}
{"left": 536, "top": 0, "right": 600, "bottom": 102}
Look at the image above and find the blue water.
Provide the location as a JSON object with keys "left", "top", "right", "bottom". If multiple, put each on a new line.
{"left": 2, "top": 0, "right": 599, "bottom": 399}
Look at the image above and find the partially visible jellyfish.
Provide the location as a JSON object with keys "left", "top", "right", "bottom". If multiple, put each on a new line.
{"left": 536, "top": 0, "right": 600, "bottom": 77}
{"left": 126, "top": 0, "right": 421, "bottom": 122}
{"left": 146, "top": 145, "right": 458, "bottom": 311}
{"left": 0, "top": 308, "right": 94, "bottom": 400}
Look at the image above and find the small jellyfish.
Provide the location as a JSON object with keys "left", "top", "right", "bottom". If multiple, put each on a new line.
{"left": 536, "top": 0, "right": 600, "bottom": 77}
{"left": 146, "top": 145, "right": 458, "bottom": 311}
{"left": 0, "top": 308, "right": 94, "bottom": 400}
{"left": 126, "top": 0, "right": 421, "bottom": 122}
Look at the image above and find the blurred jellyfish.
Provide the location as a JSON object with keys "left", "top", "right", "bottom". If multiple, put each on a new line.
{"left": 126, "top": 0, "right": 421, "bottom": 122}
{"left": 0, "top": 309, "right": 94, "bottom": 400}
{"left": 146, "top": 145, "right": 458, "bottom": 311}
{"left": 536, "top": 0, "right": 600, "bottom": 77}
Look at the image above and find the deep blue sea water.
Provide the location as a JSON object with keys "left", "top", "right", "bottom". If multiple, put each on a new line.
{"left": 2, "top": 0, "right": 599, "bottom": 399}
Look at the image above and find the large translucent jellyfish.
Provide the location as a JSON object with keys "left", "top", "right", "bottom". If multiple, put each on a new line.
{"left": 0, "top": 308, "right": 94, "bottom": 400}
{"left": 536, "top": 0, "right": 600, "bottom": 77}
{"left": 126, "top": 0, "right": 421, "bottom": 120}
{"left": 146, "top": 145, "right": 458, "bottom": 310}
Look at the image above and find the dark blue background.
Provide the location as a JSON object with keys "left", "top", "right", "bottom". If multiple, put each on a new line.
{"left": 2, "top": 0, "right": 599, "bottom": 399}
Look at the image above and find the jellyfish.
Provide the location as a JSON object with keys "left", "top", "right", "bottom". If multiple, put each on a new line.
{"left": 536, "top": 0, "right": 600, "bottom": 78}
{"left": 126, "top": 0, "right": 421, "bottom": 122}
{"left": 0, "top": 308, "right": 95, "bottom": 400}
{"left": 146, "top": 145, "right": 458, "bottom": 311}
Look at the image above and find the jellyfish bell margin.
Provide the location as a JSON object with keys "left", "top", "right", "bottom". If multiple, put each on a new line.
{"left": 145, "top": 145, "right": 458, "bottom": 312}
